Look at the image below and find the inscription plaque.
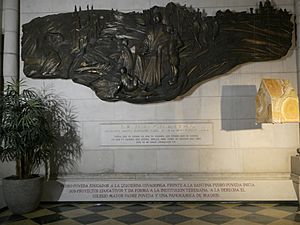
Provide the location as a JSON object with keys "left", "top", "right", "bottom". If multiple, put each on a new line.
{"left": 100, "top": 122, "right": 213, "bottom": 146}
{"left": 55, "top": 180, "right": 296, "bottom": 201}
{"left": 61, "top": 181, "right": 254, "bottom": 201}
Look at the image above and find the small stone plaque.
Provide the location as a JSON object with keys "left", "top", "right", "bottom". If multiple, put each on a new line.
{"left": 99, "top": 122, "right": 213, "bottom": 146}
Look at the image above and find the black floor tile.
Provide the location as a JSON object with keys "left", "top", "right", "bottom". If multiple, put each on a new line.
{"left": 73, "top": 214, "right": 108, "bottom": 224}
{"left": 122, "top": 203, "right": 151, "bottom": 212}
{"left": 284, "top": 213, "right": 300, "bottom": 222}
{"left": 198, "top": 214, "right": 233, "bottom": 224}
{"left": 32, "top": 214, "right": 67, "bottom": 224}
{"left": 233, "top": 204, "right": 263, "bottom": 212}
{"left": 273, "top": 203, "right": 300, "bottom": 212}
{"left": 115, "top": 213, "right": 149, "bottom": 224}
{"left": 156, "top": 214, "right": 191, "bottom": 224}
{"left": 158, "top": 203, "right": 189, "bottom": 212}
{"left": 1, "top": 202, "right": 300, "bottom": 225}
{"left": 240, "top": 213, "right": 277, "bottom": 224}
{"left": 0, "top": 214, "right": 26, "bottom": 224}
{"left": 86, "top": 204, "right": 113, "bottom": 212}
{"left": 196, "top": 204, "right": 225, "bottom": 212}
{"left": 48, "top": 204, "right": 79, "bottom": 213}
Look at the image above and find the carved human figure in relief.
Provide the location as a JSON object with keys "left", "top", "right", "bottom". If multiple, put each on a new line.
{"left": 119, "top": 67, "right": 139, "bottom": 92}
{"left": 168, "top": 27, "right": 182, "bottom": 85}
{"left": 118, "top": 39, "right": 134, "bottom": 76}
{"left": 138, "top": 10, "right": 170, "bottom": 89}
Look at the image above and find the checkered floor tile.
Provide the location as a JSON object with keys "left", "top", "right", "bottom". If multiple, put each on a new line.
{"left": 1, "top": 202, "right": 300, "bottom": 224}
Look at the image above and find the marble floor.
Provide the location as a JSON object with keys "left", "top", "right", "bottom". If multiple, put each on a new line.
{"left": 1, "top": 201, "right": 300, "bottom": 224}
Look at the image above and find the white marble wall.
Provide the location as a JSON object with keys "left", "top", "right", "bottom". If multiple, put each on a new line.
{"left": 0, "top": 0, "right": 297, "bottom": 202}
{"left": 296, "top": 0, "right": 300, "bottom": 96}
{"left": 2, "top": 0, "right": 18, "bottom": 83}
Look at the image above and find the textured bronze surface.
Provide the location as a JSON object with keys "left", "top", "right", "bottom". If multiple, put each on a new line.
{"left": 22, "top": 1, "right": 293, "bottom": 103}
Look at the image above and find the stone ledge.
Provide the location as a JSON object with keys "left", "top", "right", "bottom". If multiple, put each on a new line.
{"left": 41, "top": 172, "right": 296, "bottom": 202}
{"left": 56, "top": 172, "right": 292, "bottom": 182}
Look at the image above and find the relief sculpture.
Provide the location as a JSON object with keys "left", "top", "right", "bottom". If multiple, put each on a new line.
{"left": 21, "top": 1, "right": 293, "bottom": 103}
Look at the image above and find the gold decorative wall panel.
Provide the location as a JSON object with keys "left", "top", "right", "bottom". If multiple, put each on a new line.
{"left": 256, "top": 79, "right": 299, "bottom": 123}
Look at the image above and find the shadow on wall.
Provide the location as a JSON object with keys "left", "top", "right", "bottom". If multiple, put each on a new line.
{"left": 0, "top": 185, "right": 6, "bottom": 209}
{"left": 42, "top": 181, "right": 65, "bottom": 201}
{"left": 221, "top": 85, "right": 262, "bottom": 131}
{"left": 41, "top": 90, "right": 82, "bottom": 180}
{"left": 41, "top": 90, "right": 83, "bottom": 201}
